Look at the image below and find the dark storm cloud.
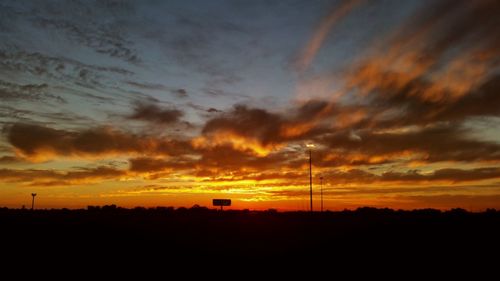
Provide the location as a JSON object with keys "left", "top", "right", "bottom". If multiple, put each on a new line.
{"left": 382, "top": 167, "right": 500, "bottom": 183}
{"left": 0, "top": 166, "right": 126, "bottom": 186}
{"left": 201, "top": 101, "right": 335, "bottom": 147}
{"left": 343, "top": 73, "right": 500, "bottom": 131}
{"left": 318, "top": 124, "right": 500, "bottom": 164}
{"left": 128, "top": 103, "right": 184, "bottom": 125}
{"left": 0, "top": 155, "right": 25, "bottom": 164}
{"left": 317, "top": 167, "right": 500, "bottom": 184}
{"left": 437, "top": 75, "right": 500, "bottom": 121}
{"left": 5, "top": 123, "right": 194, "bottom": 159}
{"left": 202, "top": 104, "right": 284, "bottom": 146}
{"left": 374, "top": 74, "right": 500, "bottom": 129}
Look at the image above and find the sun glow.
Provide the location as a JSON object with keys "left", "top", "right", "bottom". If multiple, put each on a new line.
{"left": 191, "top": 132, "right": 278, "bottom": 156}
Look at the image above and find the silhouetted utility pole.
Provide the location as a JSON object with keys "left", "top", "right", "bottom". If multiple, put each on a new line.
{"left": 320, "top": 176, "right": 323, "bottom": 212}
{"left": 306, "top": 144, "right": 315, "bottom": 212}
{"left": 31, "top": 193, "right": 37, "bottom": 210}
{"left": 309, "top": 149, "right": 312, "bottom": 212}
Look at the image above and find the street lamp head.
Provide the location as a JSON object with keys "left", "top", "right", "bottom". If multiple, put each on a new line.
{"left": 306, "top": 143, "right": 315, "bottom": 148}
{"left": 31, "top": 193, "right": 37, "bottom": 197}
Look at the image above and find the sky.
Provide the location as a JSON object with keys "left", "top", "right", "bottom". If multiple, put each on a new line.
{"left": 1, "top": 0, "right": 500, "bottom": 210}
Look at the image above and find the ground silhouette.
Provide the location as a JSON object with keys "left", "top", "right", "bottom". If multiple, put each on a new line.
{"left": 1, "top": 206, "right": 499, "bottom": 268}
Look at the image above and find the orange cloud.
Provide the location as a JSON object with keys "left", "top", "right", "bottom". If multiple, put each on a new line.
{"left": 192, "top": 132, "right": 276, "bottom": 157}
{"left": 346, "top": 0, "right": 500, "bottom": 104}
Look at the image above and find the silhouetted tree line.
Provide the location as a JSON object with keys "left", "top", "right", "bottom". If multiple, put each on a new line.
{"left": 0, "top": 205, "right": 498, "bottom": 215}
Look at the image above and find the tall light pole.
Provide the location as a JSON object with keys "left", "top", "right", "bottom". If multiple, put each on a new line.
{"left": 31, "top": 193, "right": 37, "bottom": 210}
{"left": 320, "top": 176, "right": 323, "bottom": 212}
{"left": 306, "top": 144, "right": 315, "bottom": 212}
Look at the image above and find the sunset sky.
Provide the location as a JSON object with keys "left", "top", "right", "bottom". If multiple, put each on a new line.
{"left": 1, "top": 0, "right": 500, "bottom": 210}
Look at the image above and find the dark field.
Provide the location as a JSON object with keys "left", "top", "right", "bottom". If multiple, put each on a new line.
{"left": 2, "top": 206, "right": 500, "bottom": 267}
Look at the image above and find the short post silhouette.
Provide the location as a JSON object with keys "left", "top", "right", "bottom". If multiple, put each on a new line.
{"left": 31, "top": 193, "right": 37, "bottom": 210}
